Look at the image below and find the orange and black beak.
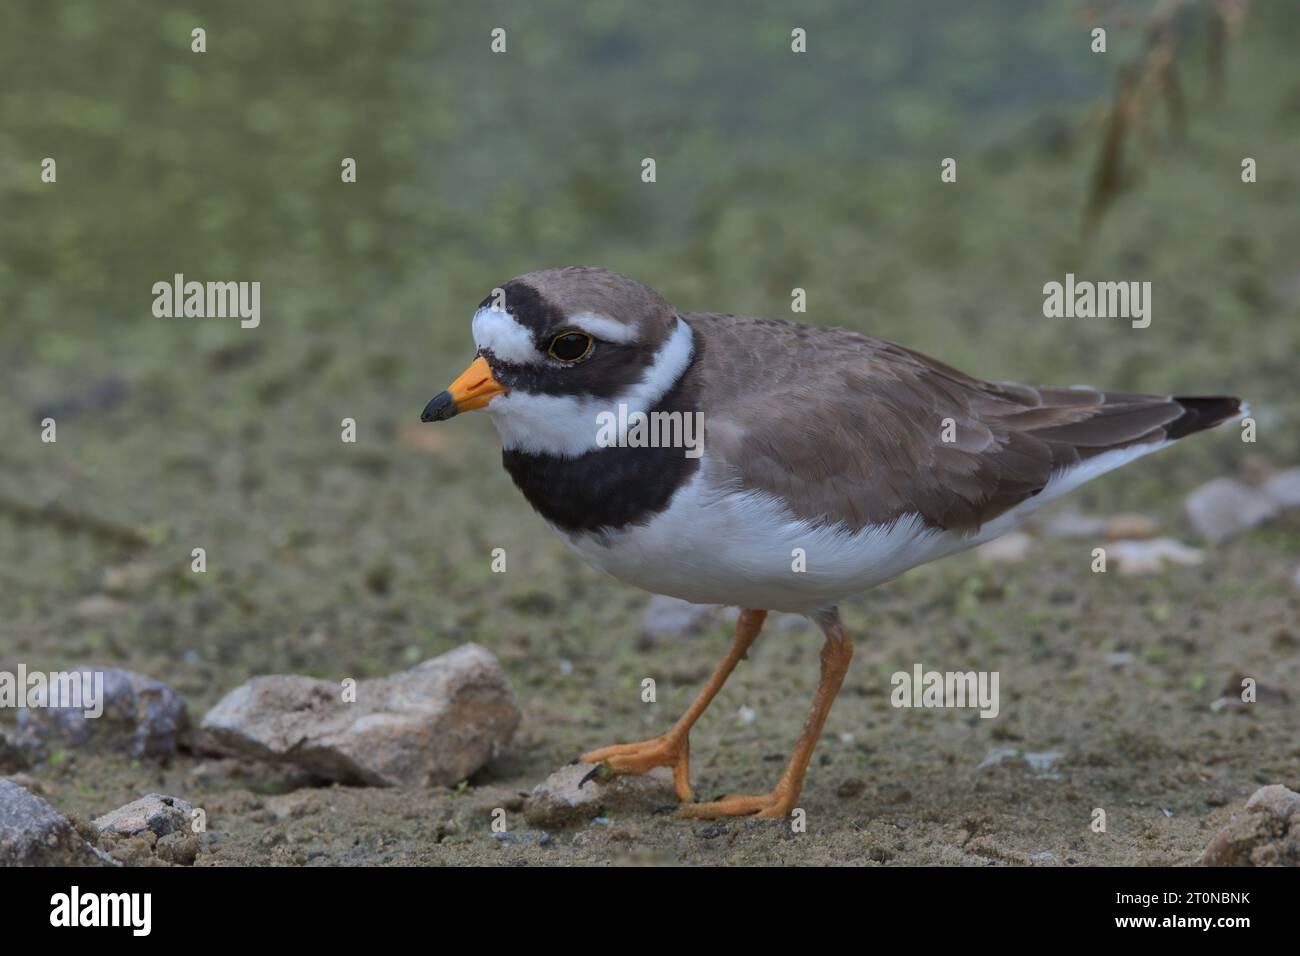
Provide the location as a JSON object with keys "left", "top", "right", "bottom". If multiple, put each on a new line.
{"left": 421, "top": 355, "right": 509, "bottom": 422}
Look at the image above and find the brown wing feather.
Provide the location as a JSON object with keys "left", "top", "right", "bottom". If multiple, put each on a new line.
{"left": 687, "top": 313, "right": 1238, "bottom": 532}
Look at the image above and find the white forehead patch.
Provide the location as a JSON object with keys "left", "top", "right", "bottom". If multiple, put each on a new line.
{"left": 471, "top": 307, "right": 542, "bottom": 364}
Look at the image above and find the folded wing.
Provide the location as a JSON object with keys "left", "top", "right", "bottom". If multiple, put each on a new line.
{"left": 690, "top": 313, "right": 1239, "bottom": 533}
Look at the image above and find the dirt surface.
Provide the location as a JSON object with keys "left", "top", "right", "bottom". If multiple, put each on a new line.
{"left": 7, "top": 523, "right": 1299, "bottom": 866}
{"left": 2, "top": 2, "right": 1299, "bottom": 865}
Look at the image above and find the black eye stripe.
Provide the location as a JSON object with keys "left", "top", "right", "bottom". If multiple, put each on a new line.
{"left": 489, "top": 340, "right": 651, "bottom": 398}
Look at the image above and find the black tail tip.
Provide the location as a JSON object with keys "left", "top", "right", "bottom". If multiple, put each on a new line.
{"left": 1168, "top": 396, "right": 1244, "bottom": 440}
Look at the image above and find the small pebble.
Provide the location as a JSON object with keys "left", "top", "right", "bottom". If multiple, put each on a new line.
{"left": 1104, "top": 513, "right": 1159, "bottom": 540}
{"left": 976, "top": 532, "right": 1032, "bottom": 563}
{"left": 1262, "top": 467, "right": 1300, "bottom": 508}
{"left": 1184, "top": 478, "right": 1277, "bottom": 543}
{"left": 1106, "top": 537, "right": 1203, "bottom": 575}
{"left": 1041, "top": 511, "right": 1106, "bottom": 539}
{"left": 639, "top": 596, "right": 719, "bottom": 644}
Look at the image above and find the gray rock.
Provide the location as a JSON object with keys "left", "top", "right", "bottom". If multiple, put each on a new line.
{"left": 975, "top": 747, "right": 1025, "bottom": 772}
{"left": 1107, "top": 537, "right": 1203, "bottom": 575}
{"left": 1244, "top": 784, "right": 1300, "bottom": 818}
{"left": 1263, "top": 468, "right": 1300, "bottom": 509}
{"left": 1184, "top": 478, "right": 1278, "bottom": 543}
{"left": 975, "top": 531, "right": 1033, "bottom": 563}
{"left": 1024, "top": 751, "right": 1065, "bottom": 779}
{"left": 0, "top": 779, "right": 117, "bottom": 866}
{"left": 1198, "top": 784, "right": 1300, "bottom": 866}
{"left": 524, "top": 763, "right": 678, "bottom": 829}
{"left": 16, "top": 667, "right": 189, "bottom": 758}
{"left": 93, "top": 793, "right": 194, "bottom": 839}
{"left": 974, "top": 747, "right": 1064, "bottom": 779}
{"left": 198, "top": 643, "right": 519, "bottom": 787}
{"left": 1040, "top": 511, "right": 1107, "bottom": 539}
{"left": 640, "top": 596, "right": 719, "bottom": 643}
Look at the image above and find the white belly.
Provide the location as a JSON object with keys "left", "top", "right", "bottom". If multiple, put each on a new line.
{"left": 561, "top": 443, "right": 1169, "bottom": 613}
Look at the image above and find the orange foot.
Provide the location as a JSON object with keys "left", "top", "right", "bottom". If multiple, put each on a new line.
{"left": 581, "top": 734, "right": 691, "bottom": 801}
{"left": 678, "top": 787, "right": 796, "bottom": 820}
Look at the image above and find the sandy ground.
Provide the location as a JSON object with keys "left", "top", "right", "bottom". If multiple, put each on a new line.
{"left": 6, "top": 501, "right": 1298, "bottom": 865}
{"left": 2, "top": 3, "right": 1298, "bottom": 866}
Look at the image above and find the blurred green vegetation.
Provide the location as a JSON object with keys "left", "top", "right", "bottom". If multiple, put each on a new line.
{"left": 1, "top": 1, "right": 1298, "bottom": 699}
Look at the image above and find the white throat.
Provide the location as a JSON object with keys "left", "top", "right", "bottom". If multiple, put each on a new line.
{"left": 487, "top": 316, "right": 695, "bottom": 457}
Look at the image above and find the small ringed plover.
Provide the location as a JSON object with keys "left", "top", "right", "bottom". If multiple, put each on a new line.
{"left": 422, "top": 267, "right": 1242, "bottom": 819}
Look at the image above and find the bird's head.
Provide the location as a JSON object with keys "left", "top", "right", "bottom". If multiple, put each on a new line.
{"left": 422, "top": 267, "right": 694, "bottom": 457}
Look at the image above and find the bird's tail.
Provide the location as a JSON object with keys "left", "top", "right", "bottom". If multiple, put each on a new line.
{"left": 1166, "top": 396, "right": 1246, "bottom": 440}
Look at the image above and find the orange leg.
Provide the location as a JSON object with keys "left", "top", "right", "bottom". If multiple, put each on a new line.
{"left": 582, "top": 608, "right": 768, "bottom": 801}
{"left": 680, "top": 609, "right": 854, "bottom": 819}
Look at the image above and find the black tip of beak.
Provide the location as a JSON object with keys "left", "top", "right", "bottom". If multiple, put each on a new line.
{"left": 421, "top": 391, "right": 458, "bottom": 423}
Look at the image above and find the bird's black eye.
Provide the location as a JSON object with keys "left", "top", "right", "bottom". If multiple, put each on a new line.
{"left": 548, "top": 331, "right": 594, "bottom": 363}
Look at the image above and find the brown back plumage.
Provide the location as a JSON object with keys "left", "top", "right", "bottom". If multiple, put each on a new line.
{"left": 686, "top": 312, "right": 1239, "bottom": 533}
